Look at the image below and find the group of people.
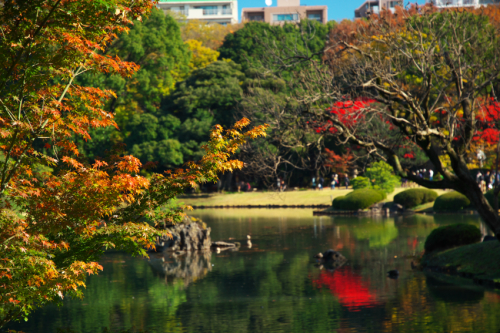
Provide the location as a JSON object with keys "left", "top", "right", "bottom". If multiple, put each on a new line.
{"left": 476, "top": 171, "right": 500, "bottom": 192}
{"left": 416, "top": 169, "right": 434, "bottom": 180}
{"left": 276, "top": 177, "right": 287, "bottom": 192}
{"left": 236, "top": 181, "right": 252, "bottom": 192}
{"left": 402, "top": 169, "right": 436, "bottom": 188}
{"left": 310, "top": 173, "right": 349, "bottom": 190}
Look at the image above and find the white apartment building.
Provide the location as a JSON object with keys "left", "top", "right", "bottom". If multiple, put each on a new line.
{"left": 428, "top": 0, "right": 499, "bottom": 7}
{"left": 157, "top": 0, "right": 238, "bottom": 25}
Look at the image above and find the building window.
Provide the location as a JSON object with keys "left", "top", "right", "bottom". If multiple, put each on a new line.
{"left": 221, "top": 5, "right": 232, "bottom": 15}
{"left": 248, "top": 14, "right": 264, "bottom": 21}
{"left": 307, "top": 13, "right": 321, "bottom": 22}
{"left": 273, "top": 13, "right": 299, "bottom": 22}
{"left": 194, "top": 5, "right": 218, "bottom": 15}
{"left": 388, "top": 1, "right": 400, "bottom": 8}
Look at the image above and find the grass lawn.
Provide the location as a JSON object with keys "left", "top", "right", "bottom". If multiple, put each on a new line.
{"left": 423, "top": 241, "right": 500, "bottom": 280}
{"left": 179, "top": 187, "right": 447, "bottom": 206}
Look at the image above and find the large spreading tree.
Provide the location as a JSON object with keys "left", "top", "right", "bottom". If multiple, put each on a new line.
{"left": 259, "top": 6, "right": 500, "bottom": 236}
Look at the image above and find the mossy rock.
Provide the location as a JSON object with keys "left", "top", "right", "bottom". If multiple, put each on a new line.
{"left": 332, "top": 189, "right": 386, "bottom": 211}
{"left": 394, "top": 188, "right": 438, "bottom": 209}
{"left": 433, "top": 192, "right": 470, "bottom": 212}
{"left": 424, "top": 223, "right": 481, "bottom": 253}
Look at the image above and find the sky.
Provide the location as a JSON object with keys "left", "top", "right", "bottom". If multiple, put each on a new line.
{"left": 237, "top": 0, "right": 427, "bottom": 22}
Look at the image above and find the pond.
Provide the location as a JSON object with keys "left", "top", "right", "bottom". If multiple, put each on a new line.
{"left": 6, "top": 210, "right": 500, "bottom": 333}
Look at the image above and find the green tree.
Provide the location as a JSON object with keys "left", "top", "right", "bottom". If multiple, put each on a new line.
{"left": 160, "top": 60, "right": 246, "bottom": 163}
{"left": 218, "top": 20, "right": 336, "bottom": 71}
{"left": 76, "top": 8, "right": 191, "bottom": 161}
{"left": 364, "top": 161, "right": 401, "bottom": 194}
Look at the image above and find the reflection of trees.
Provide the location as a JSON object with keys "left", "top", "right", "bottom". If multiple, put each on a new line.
{"left": 312, "top": 267, "right": 380, "bottom": 310}
{"left": 381, "top": 274, "right": 500, "bottom": 332}
{"left": 351, "top": 220, "right": 398, "bottom": 248}
{"left": 6, "top": 254, "right": 188, "bottom": 333}
{"left": 176, "top": 252, "right": 342, "bottom": 332}
{"left": 149, "top": 251, "right": 212, "bottom": 287}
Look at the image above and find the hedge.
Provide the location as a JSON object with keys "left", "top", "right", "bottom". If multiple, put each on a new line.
{"left": 332, "top": 189, "right": 386, "bottom": 211}
{"left": 433, "top": 192, "right": 470, "bottom": 212}
{"left": 424, "top": 223, "right": 481, "bottom": 252}
{"left": 394, "top": 188, "right": 438, "bottom": 209}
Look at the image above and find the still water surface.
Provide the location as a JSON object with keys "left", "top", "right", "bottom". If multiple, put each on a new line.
{"left": 7, "top": 209, "right": 500, "bottom": 333}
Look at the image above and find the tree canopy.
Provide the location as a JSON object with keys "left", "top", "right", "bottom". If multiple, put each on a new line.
{"left": 219, "top": 20, "right": 336, "bottom": 70}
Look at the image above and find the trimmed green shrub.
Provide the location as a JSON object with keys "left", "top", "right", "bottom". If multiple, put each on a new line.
{"left": 433, "top": 192, "right": 470, "bottom": 211}
{"left": 332, "top": 189, "right": 385, "bottom": 210}
{"left": 351, "top": 176, "right": 371, "bottom": 190}
{"left": 375, "top": 189, "right": 387, "bottom": 200}
{"left": 394, "top": 188, "right": 438, "bottom": 209}
{"left": 424, "top": 223, "right": 481, "bottom": 252}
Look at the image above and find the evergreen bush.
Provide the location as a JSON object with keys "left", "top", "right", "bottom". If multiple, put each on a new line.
{"left": 424, "top": 223, "right": 481, "bottom": 252}
{"left": 332, "top": 189, "right": 385, "bottom": 210}
{"left": 394, "top": 188, "right": 438, "bottom": 209}
{"left": 351, "top": 176, "right": 371, "bottom": 190}
{"left": 433, "top": 192, "right": 470, "bottom": 211}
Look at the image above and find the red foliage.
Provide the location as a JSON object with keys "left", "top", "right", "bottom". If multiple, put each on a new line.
{"left": 472, "top": 99, "right": 500, "bottom": 144}
{"left": 314, "top": 98, "right": 376, "bottom": 134}
{"left": 324, "top": 148, "right": 354, "bottom": 173}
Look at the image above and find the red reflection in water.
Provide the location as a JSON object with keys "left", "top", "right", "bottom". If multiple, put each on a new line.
{"left": 311, "top": 267, "right": 380, "bottom": 311}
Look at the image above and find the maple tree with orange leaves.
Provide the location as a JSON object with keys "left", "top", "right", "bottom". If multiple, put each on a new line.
{"left": 0, "top": 0, "right": 267, "bottom": 326}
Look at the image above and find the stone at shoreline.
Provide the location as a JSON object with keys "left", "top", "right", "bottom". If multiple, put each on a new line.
{"left": 155, "top": 216, "right": 212, "bottom": 252}
{"left": 211, "top": 241, "right": 237, "bottom": 248}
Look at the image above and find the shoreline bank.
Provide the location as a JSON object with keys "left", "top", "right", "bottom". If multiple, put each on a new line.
{"left": 421, "top": 241, "right": 500, "bottom": 289}
{"left": 180, "top": 188, "right": 447, "bottom": 207}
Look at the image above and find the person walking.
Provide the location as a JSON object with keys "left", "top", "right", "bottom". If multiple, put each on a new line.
{"left": 429, "top": 169, "right": 434, "bottom": 181}
{"left": 344, "top": 173, "right": 350, "bottom": 189}
{"left": 319, "top": 177, "right": 324, "bottom": 190}
{"left": 331, "top": 174, "right": 336, "bottom": 190}
{"left": 312, "top": 177, "right": 316, "bottom": 190}
{"left": 277, "top": 177, "right": 281, "bottom": 192}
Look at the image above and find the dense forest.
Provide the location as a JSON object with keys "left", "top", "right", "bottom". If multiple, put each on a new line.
{"left": 74, "top": 9, "right": 342, "bottom": 189}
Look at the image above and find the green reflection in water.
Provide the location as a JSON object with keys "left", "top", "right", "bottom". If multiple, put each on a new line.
{"left": 349, "top": 219, "right": 399, "bottom": 248}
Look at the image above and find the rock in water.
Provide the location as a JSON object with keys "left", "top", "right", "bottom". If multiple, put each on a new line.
{"left": 388, "top": 270, "right": 399, "bottom": 279}
{"left": 322, "top": 250, "right": 345, "bottom": 261}
{"left": 211, "top": 241, "right": 236, "bottom": 248}
{"left": 156, "top": 216, "right": 212, "bottom": 252}
{"left": 314, "top": 249, "right": 346, "bottom": 269}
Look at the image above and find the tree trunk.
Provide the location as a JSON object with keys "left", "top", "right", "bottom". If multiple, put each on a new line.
{"left": 457, "top": 178, "right": 500, "bottom": 239}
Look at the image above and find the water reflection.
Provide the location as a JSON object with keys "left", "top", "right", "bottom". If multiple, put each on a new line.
{"left": 6, "top": 210, "right": 500, "bottom": 333}
{"left": 426, "top": 275, "right": 485, "bottom": 303}
{"left": 312, "top": 267, "right": 380, "bottom": 311}
{"left": 149, "top": 251, "right": 212, "bottom": 287}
